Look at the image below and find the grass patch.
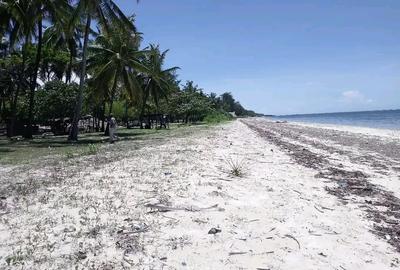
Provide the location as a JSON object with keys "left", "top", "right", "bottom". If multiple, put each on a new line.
{"left": 0, "top": 124, "right": 204, "bottom": 165}
{"left": 0, "top": 127, "right": 162, "bottom": 165}
{"left": 85, "top": 143, "right": 99, "bottom": 155}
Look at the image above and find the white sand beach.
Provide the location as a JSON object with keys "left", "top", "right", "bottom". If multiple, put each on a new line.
{"left": 1, "top": 118, "right": 399, "bottom": 269}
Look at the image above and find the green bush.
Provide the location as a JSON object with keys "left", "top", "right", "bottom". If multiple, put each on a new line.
{"left": 204, "top": 111, "right": 232, "bottom": 124}
{"left": 35, "top": 80, "right": 87, "bottom": 123}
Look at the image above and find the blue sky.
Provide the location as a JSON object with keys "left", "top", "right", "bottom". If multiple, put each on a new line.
{"left": 117, "top": 0, "right": 400, "bottom": 115}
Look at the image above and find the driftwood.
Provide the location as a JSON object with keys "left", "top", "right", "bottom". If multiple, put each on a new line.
{"left": 228, "top": 251, "right": 247, "bottom": 256}
{"left": 284, "top": 234, "right": 301, "bottom": 249}
{"left": 318, "top": 204, "right": 334, "bottom": 211}
{"left": 314, "top": 205, "right": 324, "bottom": 213}
{"left": 145, "top": 203, "right": 219, "bottom": 213}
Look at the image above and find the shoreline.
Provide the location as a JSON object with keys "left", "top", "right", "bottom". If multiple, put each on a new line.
{"left": 287, "top": 120, "right": 400, "bottom": 138}
{"left": 0, "top": 119, "right": 399, "bottom": 269}
{"left": 264, "top": 117, "right": 400, "bottom": 138}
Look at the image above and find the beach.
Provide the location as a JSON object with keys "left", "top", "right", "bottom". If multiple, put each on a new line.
{"left": 1, "top": 118, "right": 400, "bottom": 269}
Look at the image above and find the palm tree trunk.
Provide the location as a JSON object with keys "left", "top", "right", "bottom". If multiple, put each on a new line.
{"left": 104, "top": 70, "right": 119, "bottom": 136}
{"left": 66, "top": 43, "right": 74, "bottom": 83}
{"left": 8, "top": 36, "right": 29, "bottom": 137}
{"left": 124, "top": 100, "right": 128, "bottom": 127}
{"left": 139, "top": 83, "right": 150, "bottom": 129}
{"left": 101, "top": 99, "right": 106, "bottom": 132}
{"left": 69, "top": 14, "right": 91, "bottom": 141}
{"left": 25, "top": 16, "right": 43, "bottom": 139}
{"left": 0, "top": 97, "right": 2, "bottom": 121}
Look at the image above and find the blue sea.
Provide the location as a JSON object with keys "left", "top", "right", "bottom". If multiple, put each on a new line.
{"left": 273, "top": 109, "right": 400, "bottom": 130}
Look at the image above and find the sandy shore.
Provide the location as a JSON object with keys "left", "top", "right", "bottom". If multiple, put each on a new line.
{"left": 0, "top": 119, "right": 399, "bottom": 269}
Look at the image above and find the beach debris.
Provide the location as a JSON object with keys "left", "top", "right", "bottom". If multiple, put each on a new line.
{"left": 391, "top": 258, "right": 400, "bottom": 267}
{"left": 88, "top": 225, "right": 101, "bottom": 237}
{"left": 246, "top": 219, "right": 260, "bottom": 223}
{"left": 245, "top": 120, "right": 400, "bottom": 252}
{"left": 117, "top": 223, "right": 149, "bottom": 235}
{"left": 314, "top": 205, "right": 324, "bottom": 213}
{"left": 284, "top": 234, "right": 301, "bottom": 249}
{"left": 208, "top": 227, "right": 222, "bottom": 234}
{"left": 292, "top": 189, "right": 302, "bottom": 195}
{"left": 308, "top": 230, "right": 322, "bottom": 236}
{"left": 145, "top": 203, "right": 220, "bottom": 213}
{"left": 193, "top": 218, "right": 208, "bottom": 224}
{"left": 318, "top": 252, "right": 327, "bottom": 257}
{"left": 318, "top": 204, "right": 334, "bottom": 211}
{"left": 228, "top": 251, "right": 247, "bottom": 256}
{"left": 216, "top": 177, "right": 233, "bottom": 182}
{"left": 64, "top": 226, "right": 76, "bottom": 233}
{"left": 76, "top": 251, "right": 87, "bottom": 260}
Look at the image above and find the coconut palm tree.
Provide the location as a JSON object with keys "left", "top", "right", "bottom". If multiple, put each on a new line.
{"left": 1, "top": 0, "right": 37, "bottom": 137}
{"left": 1, "top": 0, "right": 70, "bottom": 138}
{"left": 43, "top": 7, "right": 83, "bottom": 84}
{"left": 87, "top": 26, "right": 148, "bottom": 135}
{"left": 140, "top": 44, "right": 179, "bottom": 121}
{"left": 25, "top": 0, "right": 71, "bottom": 138}
{"left": 68, "top": 0, "right": 138, "bottom": 141}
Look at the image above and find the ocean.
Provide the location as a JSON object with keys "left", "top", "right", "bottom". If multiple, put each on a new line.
{"left": 273, "top": 109, "right": 400, "bottom": 130}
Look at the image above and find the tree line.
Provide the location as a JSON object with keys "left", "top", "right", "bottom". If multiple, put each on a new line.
{"left": 0, "top": 0, "right": 257, "bottom": 140}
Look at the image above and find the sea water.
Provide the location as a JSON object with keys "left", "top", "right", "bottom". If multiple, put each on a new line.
{"left": 273, "top": 109, "right": 400, "bottom": 130}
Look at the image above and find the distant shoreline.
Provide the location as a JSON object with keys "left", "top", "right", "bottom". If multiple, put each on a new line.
{"left": 269, "top": 109, "right": 400, "bottom": 130}
{"left": 273, "top": 108, "right": 400, "bottom": 117}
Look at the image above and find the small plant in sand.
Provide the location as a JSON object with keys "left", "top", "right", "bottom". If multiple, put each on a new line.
{"left": 226, "top": 157, "right": 245, "bottom": 177}
{"left": 85, "top": 144, "right": 99, "bottom": 155}
{"left": 65, "top": 151, "right": 74, "bottom": 159}
{"left": 88, "top": 144, "right": 99, "bottom": 155}
{"left": 5, "top": 248, "right": 26, "bottom": 266}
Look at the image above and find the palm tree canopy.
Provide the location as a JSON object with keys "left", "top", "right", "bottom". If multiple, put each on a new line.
{"left": 142, "top": 44, "right": 180, "bottom": 108}
{"left": 1, "top": 0, "right": 70, "bottom": 49}
{"left": 87, "top": 27, "right": 149, "bottom": 103}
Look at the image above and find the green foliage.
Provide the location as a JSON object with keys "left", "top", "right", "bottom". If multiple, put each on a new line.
{"left": 217, "top": 92, "right": 256, "bottom": 117}
{"left": 64, "top": 143, "right": 98, "bottom": 160}
{"left": 85, "top": 143, "right": 98, "bottom": 155}
{"left": 204, "top": 111, "right": 232, "bottom": 124}
{"left": 35, "top": 80, "right": 84, "bottom": 122}
{"left": 105, "top": 100, "right": 138, "bottom": 121}
{"left": 166, "top": 81, "right": 212, "bottom": 122}
{"left": 40, "top": 47, "right": 70, "bottom": 81}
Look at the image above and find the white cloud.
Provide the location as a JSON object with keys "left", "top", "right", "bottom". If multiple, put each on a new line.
{"left": 341, "top": 90, "right": 372, "bottom": 104}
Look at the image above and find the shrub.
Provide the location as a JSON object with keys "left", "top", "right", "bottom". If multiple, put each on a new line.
{"left": 204, "top": 111, "right": 232, "bottom": 124}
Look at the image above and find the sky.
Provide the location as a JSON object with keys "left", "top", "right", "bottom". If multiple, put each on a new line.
{"left": 117, "top": 0, "right": 400, "bottom": 115}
